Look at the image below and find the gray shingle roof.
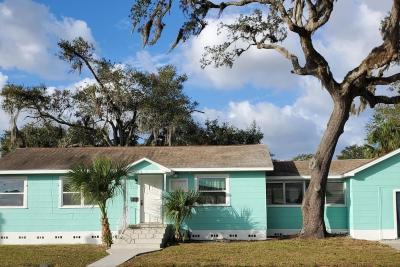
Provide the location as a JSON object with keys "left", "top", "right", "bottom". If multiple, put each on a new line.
{"left": 270, "top": 159, "right": 374, "bottom": 176}
{"left": 0, "top": 144, "right": 273, "bottom": 171}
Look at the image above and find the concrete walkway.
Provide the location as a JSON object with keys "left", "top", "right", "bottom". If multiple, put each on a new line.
{"left": 87, "top": 246, "right": 161, "bottom": 267}
{"left": 380, "top": 240, "right": 400, "bottom": 251}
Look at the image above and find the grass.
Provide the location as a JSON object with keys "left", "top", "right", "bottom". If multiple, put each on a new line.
{"left": 0, "top": 244, "right": 107, "bottom": 267}
{"left": 122, "top": 237, "right": 400, "bottom": 267}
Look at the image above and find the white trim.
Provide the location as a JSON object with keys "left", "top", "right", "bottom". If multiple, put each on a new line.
{"left": 195, "top": 174, "right": 230, "bottom": 207}
{"left": 169, "top": 178, "right": 189, "bottom": 192}
{"left": 349, "top": 229, "right": 397, "bottom": 240}
{"left": 0, "top": 231, "right": 118, "bottom": 245}
{"left": 267, "top": 229, "right": 348, "bottom": 237}
{"left": 0, "top": 170, "right": 69, "bottom": 175}
{"left": 172, "top": 167, "right": 272, "bottom": 172}
{"left": 268, "top": 175, "right": 344, "bottom": 180}
{"left": 0, "top": 176, "right": 28, "bottom": 209}
{"left": 189, "top": 230, "right": 267, "bottom": 241}
{"left": 0, "top": 167, "right": 272, "bottom": 175}
{"left": 127, "top": 158, "right": 172, "bottom": 173}
{"left": 344, "top": 148, "right": 400, "bottom": 177}
{"left": 393, "top": 189, "right": 400, "bottom": 239}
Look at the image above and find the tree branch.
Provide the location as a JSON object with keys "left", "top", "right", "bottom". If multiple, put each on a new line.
{"left": 256, "top": 43, "right": 308, "bottom": 75}
{"left": 367, "top": 73, "right": 400, "bottom": 85}
{"left": 360, "top": 90, "right": 400, "bottom": 108}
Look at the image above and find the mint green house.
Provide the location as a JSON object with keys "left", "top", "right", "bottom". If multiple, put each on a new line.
{"left": 0, "top": 144, "right": 399, "bottom": 245}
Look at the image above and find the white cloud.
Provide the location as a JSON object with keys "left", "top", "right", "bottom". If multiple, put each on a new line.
{"left": 0, "top": 0, "right": 94, "bottom": 79}
{"left": 197, "top": 77, "right": 370, "bottom": 159}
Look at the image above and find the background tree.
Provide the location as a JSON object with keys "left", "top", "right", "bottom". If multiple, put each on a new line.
{"left": 292, "top": 153, "right": 314, "bottom": 161}
{"left": 337, "top": 145, "right": 374, "bottom": 160}
{"left": 66, "top": 157, "right": 128, "bottom": 247}
{"left": 131, "top": 0, "right": 400, "bottom": 238}
{"left": 366, "top": 104, "right": 400, "bottom": 156}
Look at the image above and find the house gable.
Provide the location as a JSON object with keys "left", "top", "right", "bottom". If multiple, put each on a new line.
{"left": 127, "top": 158, "right": 171, "bottom": 174}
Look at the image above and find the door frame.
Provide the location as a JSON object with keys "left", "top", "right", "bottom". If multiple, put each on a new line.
{"left": 138, "top": 174, "right": 164, "bottom": 223}
{"left": 393, "top": 189, "right": 400, "bottom": 239}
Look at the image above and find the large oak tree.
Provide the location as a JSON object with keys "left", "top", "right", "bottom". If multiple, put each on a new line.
{"left": 130, "top": 0, "right": 400, "bottom": 238}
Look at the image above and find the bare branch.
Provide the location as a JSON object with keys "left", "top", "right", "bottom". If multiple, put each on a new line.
{"left": 367, "top": 73, "right": 400, "bottom": 86}
{"left": 360, "top": 90, "right": 400, "bottom": 108}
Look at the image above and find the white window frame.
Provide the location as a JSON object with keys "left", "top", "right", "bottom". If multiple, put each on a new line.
{"left": 267, "top": 180, "right": 346, "bottom": 207}
{"left": 59, "top": 177, "right": 97, "bottom": 208}
{"left": 169, "top": 178, "right": 189, "bottom": 192}
{"left": 0, "top": 176, "right": 27, "bottom": 209}
{"left": 194, "top": 174, "right": 230, "bottom": 207}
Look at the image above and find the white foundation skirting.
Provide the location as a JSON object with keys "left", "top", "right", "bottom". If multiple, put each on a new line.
{"left": 267, "top": 229, "right": 349, "bottom": 237}
{"left": 349, "top": 229, "right": 397, "bottom": 240}
{"left": 0, "top": 231, "right": 118, "bottom": 245}
{"left": 189, "top": 230, "right": 267, "bottom": 240}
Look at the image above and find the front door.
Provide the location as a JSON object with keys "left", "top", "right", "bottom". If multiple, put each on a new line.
{"left": 397, "top": 192, "right": 400, "bottom": 238}
{"left": 139, "top": 175, "right": 163, "bottom": 223}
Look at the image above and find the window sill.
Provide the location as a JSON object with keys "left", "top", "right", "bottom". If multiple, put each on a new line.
{"left": 0, "top": 206, "right": 27, "bottom": 209}
{"left": 194, "top": 204, "right": 231, "bottom": 207}
{"left": 59, "top": 205, "right": 99, "bottom": 209}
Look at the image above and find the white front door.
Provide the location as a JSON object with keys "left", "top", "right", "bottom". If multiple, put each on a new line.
{"left": 139, "top": 175, "right": 163, "bottom": 223}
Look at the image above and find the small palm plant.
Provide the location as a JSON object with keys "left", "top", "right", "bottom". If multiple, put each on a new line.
{"left": 66, "top": 157, "right": 128, "bottom": 247}
{"left": 163, "top": 189, "right": 199, "bottom": 241}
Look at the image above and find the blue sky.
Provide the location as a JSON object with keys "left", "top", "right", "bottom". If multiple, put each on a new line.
{"left": 0, "top": 0, "right": 393, "bottom": 159}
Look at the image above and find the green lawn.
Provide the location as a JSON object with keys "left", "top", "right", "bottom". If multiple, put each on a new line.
{"left": 122, "top": 237, "right": 400, "bottom": 267}
{"left": 0, "top": 244, "right": 107, "bottom": 267}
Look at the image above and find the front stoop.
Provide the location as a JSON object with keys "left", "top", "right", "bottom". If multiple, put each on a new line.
{"left": 88, "top": 224, "right": 171, "bottom": 267}
{"left": 112, "top": 223, "right": 172, "bottom": 249}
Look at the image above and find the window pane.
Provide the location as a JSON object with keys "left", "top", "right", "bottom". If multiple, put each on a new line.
{"left": 63, "top": 193, "right": 81, "bottom": 206}
{"left": 0, "top": 179, "right": 24, "bottom": 193}
{"left": 198, "top": 178, "right": 226, "bottom": 191}
{"left": 267, "top": 183, "right": 284, "bottom": 204}
{"left": 0, "top": 194, "right": 23, "bottom": 206}
{"left": 326, "top": 182, "right": 344, "bottom": 204}
{"left": 170, "top": 179, "right": 188, "bottom": 192}
{"left": 62, "top": 180, "right": 76, "bottom": 193}
{"left": 285, "top": 182, "right": 303, "bottom": 204}
{"left": 197, "top": 192, "right": 226, "bottom": 205}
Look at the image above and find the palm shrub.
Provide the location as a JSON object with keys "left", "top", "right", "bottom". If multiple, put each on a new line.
{"left": 163, "top": 189, "right": 199, "bottom": 241}
{"left": 66, "top": 157, "right": 128, "bottom": 247}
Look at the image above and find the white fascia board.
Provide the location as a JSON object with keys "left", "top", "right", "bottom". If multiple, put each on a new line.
{"left": 268, "top": 175, "right": 344, "bottom": 180}
{"left": 0, "top": 170, "right": 69, "bottom": 175}
{"left": 171, "top": 167, "right": 273, "bottom": 172}
{"left": 344, "top": 148, "right": 400, "bottom": 177}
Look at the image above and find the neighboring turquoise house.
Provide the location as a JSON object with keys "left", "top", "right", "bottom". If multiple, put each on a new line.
{"left": 0, "top": 144, "right": 399, "bottom": 244}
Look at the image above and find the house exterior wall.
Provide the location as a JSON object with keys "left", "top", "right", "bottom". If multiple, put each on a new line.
{"left": 167, "top": 171, "right": 267, "bottom": 240}
{"left": 267, "top": 206, "right": 348, "bottom": 236}
{"left": 0, "top": 174, "right": 138, "bottom": 244}
{"left": 348, "top": 154, "right": 400, "bottom": 240}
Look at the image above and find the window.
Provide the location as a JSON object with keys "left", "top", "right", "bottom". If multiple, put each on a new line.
{"left": 0, "top": 177, "right": 26, "bottom": 207}
{"left": 196, "top": 175, "right": 229, "bottom": 205}
{"left": 326, "top": 182, "right": 345, "bottom": 204}
{"left": 61, "top": 178, "right": 95, "bottom": 207}
{"left": 267, "top": 183, "right": 284, "bottom": 204}
{"left": 267, "top": 180, "right": 345, "bottom": 206}
{"left": 285, "top": 182, "right": 303, "bottom": 204}
{"left": 170, "top": 179, "right": 188, "bottom": 192}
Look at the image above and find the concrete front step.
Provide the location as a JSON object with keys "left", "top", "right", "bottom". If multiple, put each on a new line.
{"left": 129, "top": 223, "right": 166, "bottom": 229}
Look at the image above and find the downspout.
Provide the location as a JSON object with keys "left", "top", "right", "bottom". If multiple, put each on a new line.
{"left": 163, "top": 173, "right": 167, "bottom": 224}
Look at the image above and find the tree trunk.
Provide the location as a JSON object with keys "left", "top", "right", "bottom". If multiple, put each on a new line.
{"left": 301, "top": 97, "right": 352, "bottom": 238}
{"left": 99, "top": 205, "right": 113, "bottom": 247}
